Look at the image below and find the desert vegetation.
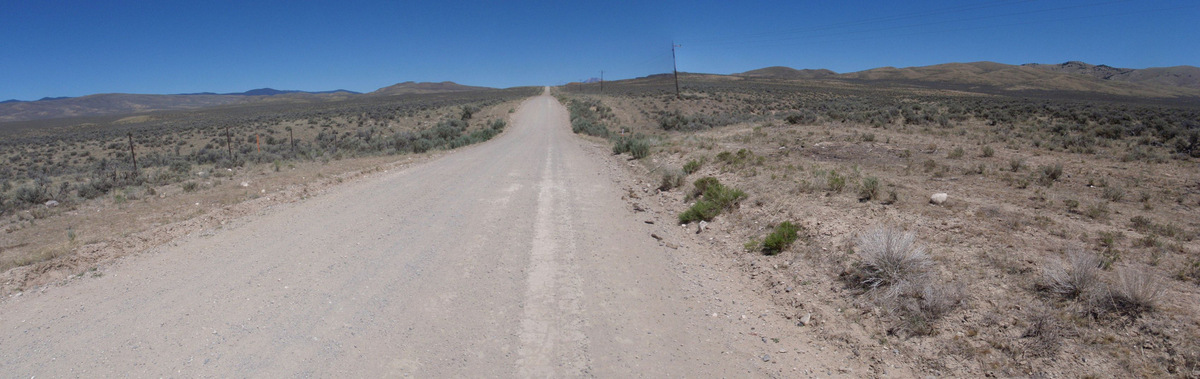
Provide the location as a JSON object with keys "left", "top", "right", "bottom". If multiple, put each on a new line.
{"left": 0, "top": 87, "right": 537, "bottom": 271}
{"left": 558, "top": 74, "right": 1200, "bottom": 377}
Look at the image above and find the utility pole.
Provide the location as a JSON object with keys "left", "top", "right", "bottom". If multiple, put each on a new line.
{"left": 671, "top": 41, "right": 681, "bottom": 98}
{"left": 127, "top": 132, "right": 138, "bottom": 176}
{"left": 600, "top": 70, "right": 604, "bottom": 94}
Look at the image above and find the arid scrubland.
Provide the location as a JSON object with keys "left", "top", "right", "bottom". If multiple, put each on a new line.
{"left": 0, "top": 88, "right": 537, "bottom": 280}
{"left": 559, "top": 75, "right": 1200, "bottom": 377}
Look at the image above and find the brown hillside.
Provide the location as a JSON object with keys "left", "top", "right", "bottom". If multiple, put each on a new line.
{"left": 835, "top": 61, "right": 1200, "bottom": 98}
{"left": 1024, "top": 61, "right": 1200, "bottom": 89}
{"left": 736, "top": 66, "right": 837, "bottom": 79}
{"left": 368, "top": 81, "right": 492, "bottom": 96}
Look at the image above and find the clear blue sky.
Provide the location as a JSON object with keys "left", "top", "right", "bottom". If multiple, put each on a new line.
{"left": 3, "top": 0, "right": 1197, "bottom": 101}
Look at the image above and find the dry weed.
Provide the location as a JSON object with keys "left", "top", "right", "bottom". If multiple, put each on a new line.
{"left": 1102, "top": 266, "right": 1163, "bottom": 317}
{"left": 854, "top": 226, "right": 931, "bottom": 289}
{"left": 1040, "top": 249, "right": 1101, "bottom": 299}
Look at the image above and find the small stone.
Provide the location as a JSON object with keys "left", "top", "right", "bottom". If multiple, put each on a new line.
{"left": 798, "top": 313, "right": 812, "bottom": 326}
{"left": 761, "top": 354, "right": 771, "bottom": 362}
{"left": 240, "top": 181, "right": 249, "bottom": 187}
{"left": 44, "top": 200, "right": 59, "bottom": 207}
{"left": 651, "top": 233, "right": 663, "bottom": 241}
{"left": 930, "top": 193, "right": 948, "bottom": 205}
{"left": 665, "top": 242, "right": 679, "bottom": 249}
{"left": 644, "top": 220, "right": 654, "bottom": 224}
{"left": 697, "top": 220, "right": 708, "bottom": 234}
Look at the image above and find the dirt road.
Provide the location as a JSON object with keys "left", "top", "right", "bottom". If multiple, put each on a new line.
{"left": 0, "top": 91, "right": 845, "bottom": 377}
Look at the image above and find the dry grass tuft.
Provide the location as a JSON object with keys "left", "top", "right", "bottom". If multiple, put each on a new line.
{"left": 1103, "top": 266, "right": 1164, "bottom": 317}
{"left": 846, "top": 226, "right": 962, "bottom": 336}
{"left": 1040, "top": 249, "right": 1102, "bottom": 300}
{"left": 855, "top": 226, "right": 932, "bottom": 289}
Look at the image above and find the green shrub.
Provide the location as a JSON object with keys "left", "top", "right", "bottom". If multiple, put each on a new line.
{"left": 785, "top": 111, "right": 818, "bottom": 125}
{"left": 1037, "top": 163, "right": 1063, "bottom": 186}
{"left": 572, "top": 119, "right": 609, "bottom": 137}
{"left": 658, "top": 169, "right": 685, "bottom": 191}
{"left": 762, "top": 221, "right": 800, "bottom": 255}
{"left": 947, "top": 147, "right": 965, "bottom": 159}
{"left": 14, "top": 184, "right": 50, "bottom": 205}
{"left": 169, "top": 160, "right": 192, "bottom": 175}
{"left": 679, "top": 200, "right": 722, "bottom": 224}
{"left": 1063, "top": 199, "right": 1080, "bottom": 212}
{"left": 182, "top": 181, "right": 200, "bottom": 192}
{"left": 859, "top": 176, "right": 880, "bottom": 201}
{"left": 1084, "top": 201, "right": 1109, "bottom": 219}
{"left": 612, "top": 136, "right": 651, "bottom": 159}
{"left": 1102, "top": 186, "right": 1125, "bottom": 202}
{"left": 460, "top": 105, "right": 479, "bottom": 120}
{"left": 682, "top": 158, "right": 704, "bottom": 175}
{"left": 690, "top": 177, "right": 720, "bottom": 199}
{"left": 629, "top": 139, "right": 650, "bottom": 159}
{"left": 981, "top": 146, "right": 995, "bottom": 158}
{"left": 1009, "top": 158, "right": 1024, "bottom": 172}
{"left": 679, "top": 177, "right": 746, "bottom": 223}
{"left": 827, "top": 170, "right": 846, "bottom": 192}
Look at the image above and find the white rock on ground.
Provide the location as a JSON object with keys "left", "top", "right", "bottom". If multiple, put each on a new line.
{"left": 930, "top": 193, "right": 948, "bottom": 205}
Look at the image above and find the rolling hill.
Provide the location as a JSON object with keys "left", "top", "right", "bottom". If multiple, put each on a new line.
{"left": 0, "top": 82, "right": 487, "bottom": 122}
{"left": 1022, "top": 61, "right": 1200, "bottom": 89}
{"left": 367, "top": 81, "right": 491, "bottom": 96}
{"left": 736, "top": 66, "right": 836, "bottom": 79}
{"left": 735, "top": 61, "right": 1200, "bottom": 99}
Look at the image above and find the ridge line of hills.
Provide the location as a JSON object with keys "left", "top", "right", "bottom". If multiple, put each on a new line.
{"left": 5, "top": 61, "right": 1199, "bottom": 122}
{"left": 736, "top": 61, "right": 1200, "bottom": 94}
{"left": 0, "top": 81, "right": 490, "bottom": 122}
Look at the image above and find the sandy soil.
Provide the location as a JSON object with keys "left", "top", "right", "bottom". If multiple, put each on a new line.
{"left": 0, "top": 91, "right": 878, "bottom": 377}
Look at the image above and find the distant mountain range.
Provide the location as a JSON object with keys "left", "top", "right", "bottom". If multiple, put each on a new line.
{"left": 737, "top": 67, "right": 837, "bottom": 80}
{"left": 5, "top": 62, "right": 1198, "bottom": 123}
{"left": 0, "top": 82, "right": 492, "bottom": 122}
{"left": 735, "top": 61, "right": 1200, "bottom": 98}
{"left": 177, "top": 88, "right": 360, "bottom": 96}
{"left": 368, "top": 81, "right": 491, "bottom": 96}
